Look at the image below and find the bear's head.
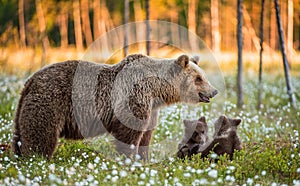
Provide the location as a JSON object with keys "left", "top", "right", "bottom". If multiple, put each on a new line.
{"left": 174, "top": 55, "right": 218, "bottom": 104}
{"left": 213, "top": 115, "right": 241, "bottom": 138}
{"left": 183, "top": 116, "right": 209, "bottom": 145}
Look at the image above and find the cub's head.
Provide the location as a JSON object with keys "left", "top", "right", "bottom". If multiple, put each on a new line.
{"left": 213, "top": 115, "right": 241, "bottom": 138}
{"left": 183, "top": 116, "right": 209, "bottom": 145}
{"left": 174, "top": 55, "right": 218, "bottom": 104}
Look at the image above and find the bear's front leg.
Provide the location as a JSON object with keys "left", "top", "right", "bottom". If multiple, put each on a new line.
{"left": 111, "top": 124, "right": 144, "bottom": 159}
{"left": 138, "top": 130, "right": 154, "bottom": 160}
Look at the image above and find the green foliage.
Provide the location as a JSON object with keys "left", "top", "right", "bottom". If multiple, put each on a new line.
{"left": 0, "top": 0, "right": 18, "bottom": 35}
{"left": 0, "top": 73, "right": 299, "bottom": 185}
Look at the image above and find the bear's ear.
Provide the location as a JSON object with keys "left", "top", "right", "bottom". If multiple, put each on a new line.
{"left": 198, "top": 116, "right": 206, "bottom": 123}
{"left": 232, "top": 118, "right": 241, "bottom": 126}
{"left": 219, "top": 115, "right": 227, "bottom": 123}
{"left": 176, "top": 55, "right": 189, "bottom": 68}
{"left": 190, "top": 56, "right": 199, "bottom": 65}
{"left": 183, "top": 119, "right": 190, "bottom": 127}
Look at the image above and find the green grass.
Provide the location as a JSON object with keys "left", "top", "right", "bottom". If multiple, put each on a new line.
{"left": 0, "top": 72, "right": 299, "bottom": 186}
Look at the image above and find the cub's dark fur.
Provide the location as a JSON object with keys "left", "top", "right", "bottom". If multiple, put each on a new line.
{"left": 177, "top": 116, "right": 209, "bottom": 159}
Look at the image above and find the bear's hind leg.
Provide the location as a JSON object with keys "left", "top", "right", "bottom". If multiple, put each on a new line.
{"left": 138, "top": 130, "right": 154, "bottom": 160}
{"left": 17, "top": 100, "right": 63, "bottom": 158}
{"left": 19, "top": 128, "right": 60, "bottom": 158}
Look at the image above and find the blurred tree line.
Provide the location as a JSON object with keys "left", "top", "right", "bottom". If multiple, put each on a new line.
{"left": 0, "top": 0, "right": 299, "bottom": 53}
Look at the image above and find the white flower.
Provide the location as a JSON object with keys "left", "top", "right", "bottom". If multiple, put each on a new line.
{"left": 101, "top": 162, "right": 108, "bottom": 170}
{"left": 175, "top": 182, "right": 183, "bottom": 186}
{"left": 293, "top": 180, "right": 300, "bottom": 186}
{"left": 149, "top": 178, "right": 155, "bottom": 185}
{"left": 196, "top": 169, "right": 204, "bottom": 174}
{"left": 183, "top": 173, "right": 191, "bottom": 177}
{"left": 112, "top": 170, "right": 118, "bottom": 175}
{"left": 18, "top": 174, "right": 25, "bottom": 182}
{"left": 247, "top": 178, "right": 253, "bottom": 185}
{"left": 94, "top": 157, "right": 100, "bottom": 164}
{"left": 135, "top": 154, "right": 141, "bottom": 160}
{"left": 87, "top": 163, "right": 94, "bottom": 170}
{"left": 217, "top": 178, "right": 223, "bottom": 183}
{"left": 297, "top": 168, "right": 300, "bottom": 173}
{"left": 17, "top": 141, "right": 22, "bottom": 147}
{"left": 210, "top": 163, "right": 216, "bottom": 168}
{"left": 138, "top": 181, "right": 145, "bottom": 185}
{"left": 199, "top": 178, "right": 208, "bottom": 185}
{"left": 208, "top": 170, "right": 218, "bottom": 178}
{"left": 130, "top": 144, "right": 135, "bottom": 149}
{"left": 87, "top": 174, "right": 94, "bottom": 182}
{"left": 120, "top": 170, "right": 127, "bottom": 177}
{"left": 49, "top": 164, "right": 55, "bottom": 172}
{"left": 225, "top": 175, "right": 232, "bottom": 181}
{"left": 150, "top": 169, "right": 157, "bottom": 177}
{"left": 228, "top": 166, "right": 235, "bottom": 170}
{"left": 105, "top": 175, "right": 111, "bottom": 180}
{"left": 125, "top": 158, "right": 132, "bottom": 165}
{"left": 48, "top": 174, "right": 57, "bottom": 181}
{"left": 261, "top": 170, "right": 266, "bottom": 176}
{"left": 140, "top": 173, "right": 146, "bottom": 179}
{"left": 210, "top": 153, "right": 218, "bottom": 159}
{"left": 111, "top": 176, "right": 119, "bottom": 182}
{"left": 133, "top": 162, "right": 142, "bottom": 167}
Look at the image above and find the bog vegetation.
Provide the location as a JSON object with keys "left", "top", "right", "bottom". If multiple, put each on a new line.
{"left": 0, "top": 0, "right": 300, "bottom": 185}
{"left": 0, "top": 60, "right": 299, "bottom": 185}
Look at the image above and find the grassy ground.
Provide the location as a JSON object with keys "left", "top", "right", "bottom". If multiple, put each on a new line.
{"left": 0, "top": 61, "right": 299, "bottom": 185}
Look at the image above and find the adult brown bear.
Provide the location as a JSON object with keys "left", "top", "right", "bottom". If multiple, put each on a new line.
{"left": 12, "top": 54, "right": 218, "bottom": 159}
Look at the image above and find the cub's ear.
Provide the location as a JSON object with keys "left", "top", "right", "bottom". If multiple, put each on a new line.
{"left": 198, "top": 116, "right": 206, "bottom": 123}
{"left": 190, "top": 56, "right": 199, "bottom": 65}
{"left": 232, "top": 118, "right": 241, "bottom": 126}
{"left": 176, "top": 55, "right": 189, "bottom": 68}
{"left": 183, "top": 119, "right": 190, "bottom": 128}
{"left": 219, "top": 115, "right": 227, "bottom": 123}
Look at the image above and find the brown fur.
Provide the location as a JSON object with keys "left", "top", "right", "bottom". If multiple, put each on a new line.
{"left": 177, "top": 116, "right": 209, "bottom": 159}
{"left": 0, "top": 144, "right": 11, "bottom": 153}
{"left": 191, "top": 115, "right": 242, "bottom": 160}
{"left": 12, "top": 54, "right": 217, "bottom": 159}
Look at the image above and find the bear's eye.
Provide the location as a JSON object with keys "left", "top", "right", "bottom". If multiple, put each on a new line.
{"left": 192, "top": 131, "right": 199, "bottom": 137}
{"left": 195, "top": 76, "right": 203, "bottom": 83}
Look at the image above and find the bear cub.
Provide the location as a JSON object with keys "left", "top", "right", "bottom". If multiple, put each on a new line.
{"left": 177, "top": 115, "right": 242, "bottom": 160}
{"left": 177, "top": 116, "right": 209, "bottom": 159}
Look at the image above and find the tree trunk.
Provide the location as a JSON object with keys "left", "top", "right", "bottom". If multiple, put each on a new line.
{"left": 237, "top": 0, "right": 243, "bottom": 108}
{"left": 123, "top": 0, "right": 129, "bottom": 57}
{"left": 274, "top": 0, "right": 295, "bottom": 107}
{"left": 257, "top": 0, "right": 265, "bottom": 109}
{"left": 19, "top": 0, "right": 26, "bottom": 48}
{"left": 211, "top": 0, "right": 220, "bottom": 53}
{"left": 73, "top": 0, "right": 83, "bottom": 51}
{"left": 270, "top": 3, "right": 276, "bottom": 50}
{"left": 35, "top": 0, "right": 50, "bottom": 66}
{"left": 145, "top": 0, "right": 150, "bottom": 55}
{"left": 59, "top": 6, "right": 68, "bottom": 49}
{"left": 287, "top": 0, "right": 294, "bottom": 57}
{"left": 188, "top": 0, "right": 197, "bottom": 51}
{"left": 93, "top": 0, "right": 101, "bottom": 39}
{"left": 134, "top": 0, "right": 145, "bottom": 51}
{"left": 80, "top": 0, "right": 93, "bottom": 46}
{"left": 243, "top": 6, "right": 274, "bottom": 53}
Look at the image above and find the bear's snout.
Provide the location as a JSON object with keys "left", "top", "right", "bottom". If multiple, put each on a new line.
{"left": 211, "top": 89, "right": 218, "bottom": 98}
